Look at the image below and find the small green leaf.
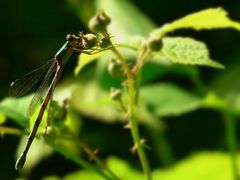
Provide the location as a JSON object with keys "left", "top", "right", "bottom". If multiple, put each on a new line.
{"left": 74, "top": 51, "right": 107, "bottom": 75}
{"left": 153, "top": 7, "right": 240, "bottom": 37}
{"left": 156, "top": 37, "right": 225, "bottom": 69}
{"left": 140, "top": 83, "right": 202, "bottom": 116}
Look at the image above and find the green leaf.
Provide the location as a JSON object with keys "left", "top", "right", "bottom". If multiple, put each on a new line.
{"left": 71, "top": 81, "right": 123, "bottom": 123}
{"left": 153, "top": 7, "right": 240, "bottom": 37}
{"left": 70, "top": 81, "right": 162, "bottom": 129}
{"left": 156, "top": 37, "right": 225, "bottom": 69}
{"left": 202, "top": 92, "right": 230, "bottom": 111}
{"left": 74, "top": 51, "right": 108, "bottom": 75}
{"left": 106, "top": 157, "right": 144, "bottom": 180}
{"left": 0, "top": 96, "right": 32, "bottom": 127}
{"left": 63, "top": 171, "right": 102, "bottom": 180}
{"left": 63, "top": 157, "right": 143, "bottom": 180}
{"left": 153, "top": 152, "right": 240, "bottom": 180}
{"left": 140, "top": 83, "right": 202, "bottom": 117}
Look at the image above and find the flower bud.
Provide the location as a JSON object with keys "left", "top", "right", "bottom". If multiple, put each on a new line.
{"left": 89, "top": 11, "right": 111, "bottom": 33}
{"left": 100, "top": 37, "right": 111, "bottom": 48}
{"left": 82, "top": 33, "right": 98, "bottom": 49}
{"left": 147, "top": 36, "right": 163, "bottom": 52}
{"left": 108, "top": 59, "right": 125, "bottom": 78}
{"left": 110, "top": 88, "right": 122, "bottom": 101}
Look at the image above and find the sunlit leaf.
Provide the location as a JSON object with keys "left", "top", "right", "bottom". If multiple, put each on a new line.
{"left": 63, "top": 170, "right": 102, "bottom": 180}
{"left": 74, "top": 51, "right": 108, "bottom": 75}
{"left": 63, "top": 157, "right": 144, "bottom": 180}
{"left": 140, "top": 83, "right": 202, "bottom": 116}
{"left": 202, "top": 92, "right": 230, "bottom": 111}
{"left": 153, "top": 152, "right": 240, "bottom": 180}
{"left": 153, "top": 7, "right": 240, "bottom": 37}
{"left": 107, "top": 157, "right": 144, "bottom": 180}
{"left": 156, "top": 37, "right": 225, "bottom": 69}
{"left": 0, "top": 113, "right": 6, "bottom": 125}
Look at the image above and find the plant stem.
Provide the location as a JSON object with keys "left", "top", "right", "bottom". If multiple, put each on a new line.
{"left": 224, "top": 112, "right": 239, "bottom": 180}
{"left": 46, "top": 136, "right": 113, "bottom": 180}
{"left": 132, "top": 47, "right": 151, "bottom": 75}
{"left": 128, "top": 77, "right": 152, "bottom": 180}
{"left": 102, "top": 32, "right": 152, "bottom": 179}
{"left": 102, "top": 32, "right": 131, "bottom": 75}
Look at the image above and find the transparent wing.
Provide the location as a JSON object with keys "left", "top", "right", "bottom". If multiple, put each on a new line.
{"left": 9, "top": 60, "right": 53, "bottom": 97}
{"left": 27, "top": 61, "right": 57, "bottom": 117}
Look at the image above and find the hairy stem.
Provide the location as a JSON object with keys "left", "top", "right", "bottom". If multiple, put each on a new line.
{"left": 128, "top": 77, "right": 152, "bottom": 180}
{"left": 64, "top": 132, "right": 119, "bottom": 180}
{"left": 102, "top": 31, "right": 152, "bottom": 179}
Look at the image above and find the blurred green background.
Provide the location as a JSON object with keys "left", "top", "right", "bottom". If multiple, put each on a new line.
{"left": 1, "top": 0, "right": 240, "bottom": 180}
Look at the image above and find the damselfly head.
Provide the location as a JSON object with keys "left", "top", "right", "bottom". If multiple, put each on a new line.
{"left": 66, "top": 34, "right": 80, "bottom": 43}
{"left": 66, "top": 34, "right": 83, "bottom": 50}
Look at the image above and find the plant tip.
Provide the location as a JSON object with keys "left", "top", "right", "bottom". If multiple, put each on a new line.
{"left": 147, "top": 35, "right": 163, "bottom": 52}
{"left": 110, "top": 88, "right": 122, "bottom": 101}
{"left": 88, "top": 10, "right": 111, "bottom": 33}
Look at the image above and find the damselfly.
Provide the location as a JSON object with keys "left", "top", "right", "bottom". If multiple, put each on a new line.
{"left": 9, "top": 33, "right": 104, "bottom": 170}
